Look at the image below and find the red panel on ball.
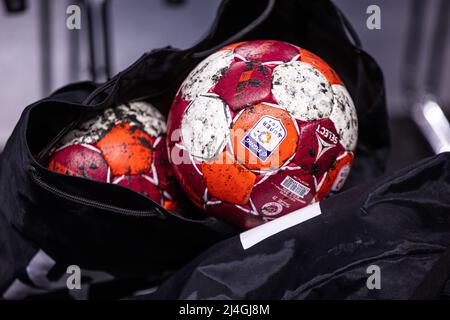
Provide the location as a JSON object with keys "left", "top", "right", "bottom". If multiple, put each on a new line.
{"left": 170, "top": 144, "right": 206, "bottom": 208}
{"left": 114, "top": 175, "right": 162, "bottom": 203}
{"left": 234, "top": 40, "right": 299, "bottom": 62}
{"left": 213, "top": 61, "right": 272, "bottom": 112}
{"left": 293, "top": 118, "right": 343, "bottom": 178}
{"left": 206, "top": 202, "right": 264, "bottom": 230}
{"left": 48, "top": 144, "right": 108, "bottom": 181}
{"left": 315, "top": 152, "right": 354, "bottom": 201}
{"left": 153, "top": 136, "right": 178, "bottom": 197}
{"left": 251, "top": 165, "right": 316, "bottom": 219}
{"left": 167, "top": 93, "right": 190, "bottom": 142}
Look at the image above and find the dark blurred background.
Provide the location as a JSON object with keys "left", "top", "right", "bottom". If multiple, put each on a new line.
{"left": 1, "top": 0, "right": 448, "bottom": 172}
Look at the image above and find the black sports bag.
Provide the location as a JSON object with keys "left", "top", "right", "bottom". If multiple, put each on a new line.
{"left": 0, "top": 0, "right": 391, "bottom": 299}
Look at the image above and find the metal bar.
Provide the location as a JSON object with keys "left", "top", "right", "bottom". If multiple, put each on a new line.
{"left": 400, "top": 0, "right": 427, "bottom": 102}
{"left": 411, "top": 0, "right": 450, "bottom": 155}
{"left": 39, "top": 0, "right": 52, "bottom": 95}
{"left": 425, "top": 0, "right": 450, "bottom": 95}
{"left": 101, "top": 0, "right": 111, "bottom": 79}
{"left": 401, "top": 0, "right": 450, "bottom": 155}
{"left": 85, "top": 0, "right": 110, "bottom": 82}
{"left": 85, "top": 0, "right": 98, "bottom": 81}
{"left": 68, "top": 0, "right": 82, "bottom": 82}
{"left": 412, "top": 96, "right": 450, "bottom": 154}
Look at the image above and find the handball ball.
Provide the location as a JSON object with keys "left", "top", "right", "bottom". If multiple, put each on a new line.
{"left": 168, "top": 40, "right": 358, "bottom": 229}
{"left": 47, "top": 102, "right": 180, "bottom": 211}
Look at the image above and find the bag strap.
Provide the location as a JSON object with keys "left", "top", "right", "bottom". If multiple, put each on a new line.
{"left": 330, "top": 1, "right": 362, "bottom": 49}
{"left": 410, "top": 245, "right": 450, "bottom": 299}
{"left": 192, "top": 0, "right": 276, "bottom": 59}
{"left": 194, "top": 0, "right": 362, "bottom": 59}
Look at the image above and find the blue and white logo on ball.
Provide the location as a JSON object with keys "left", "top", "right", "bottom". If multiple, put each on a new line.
{"left": 241, "top": 116, "right": 287, "bottom": 162}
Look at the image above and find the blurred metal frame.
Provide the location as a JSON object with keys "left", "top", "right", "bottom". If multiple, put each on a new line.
{"left": 5, "top": 0, "right": 188, "bottom": 95}
{"left": 39, "top": 0, "right": 112, "bottom": 91}
{"left": 39, "top": 0, "right": 52, "bottom": 95}
{"left": 79, "top": 0, "right": 187, "bottom": 81}
{"left": 68, "top": 0, "right": 82, "bottom": 83}
{"left": 85, "top": 0, "right": 112, "bottom": 82}
{"left": 402, "top": 0, "right": 450, "bottom": 154}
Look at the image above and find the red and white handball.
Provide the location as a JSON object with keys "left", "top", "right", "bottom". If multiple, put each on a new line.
{"left": 167, "top": 40, "right": 358, "bottom": 229}
{"left": 47, "top": 102, "right": 180, "bottom": 211}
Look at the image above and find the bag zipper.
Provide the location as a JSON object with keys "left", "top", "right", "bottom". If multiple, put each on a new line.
{"left": 30, "top": 166, "right": 162, "bottom": 218}
{"left": 83, "top": 78, "right": 116, "bottom": 105}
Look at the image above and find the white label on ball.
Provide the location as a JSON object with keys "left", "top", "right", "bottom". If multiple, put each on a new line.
{"left": 240, "top": 202, "right": 322, "bottom": 250}
{"left": 241, "top": 116, "right": 286, "bottom": 162}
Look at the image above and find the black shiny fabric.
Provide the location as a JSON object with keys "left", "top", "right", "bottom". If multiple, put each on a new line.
{"left": 143, "top": 154, "right": 450, "bottom": 299}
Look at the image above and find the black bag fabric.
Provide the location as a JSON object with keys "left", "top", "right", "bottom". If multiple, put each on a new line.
{"left": 139, "top": 153, "right": 450, "bottom": 300}
{"left": 0, "top": 0, "right": 392, "bottom": 299}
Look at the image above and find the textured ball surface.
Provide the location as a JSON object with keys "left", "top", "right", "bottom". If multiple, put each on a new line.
{"left": 47, "top": 102, "right": 179, "bottom": 210}
{"left": 167, "top": 40, "right": 358, "bottom": 229}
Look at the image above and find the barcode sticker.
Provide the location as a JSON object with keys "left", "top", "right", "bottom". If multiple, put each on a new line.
{"left": 281, "top": 176, "right": 310, "bottom": 198}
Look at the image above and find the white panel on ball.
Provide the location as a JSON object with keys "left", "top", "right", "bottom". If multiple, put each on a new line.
{"left": 181, "top": 50, "right": 235, "bottom": 101}
{"left": 330, "top": 85, "right": 358, "bottom": 151}
{"left": 181, "top": 94, "right": 232, "bottom": 161}
{"left": 272, "top": 61, "right": 334, "bottom": 121}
